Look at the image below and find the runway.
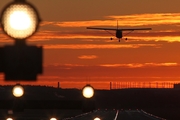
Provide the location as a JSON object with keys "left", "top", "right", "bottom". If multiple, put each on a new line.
{"left": 68, "top": 109, "right": 166, "bottom": 120}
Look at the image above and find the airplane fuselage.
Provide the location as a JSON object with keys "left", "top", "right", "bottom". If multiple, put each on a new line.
{"left": 116, "top": 30, "right": 123, "bottom": 39}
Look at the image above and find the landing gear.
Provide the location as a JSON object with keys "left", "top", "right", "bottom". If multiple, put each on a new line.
{"left": 110, "top": 38, "right": 113, "bottom": 40}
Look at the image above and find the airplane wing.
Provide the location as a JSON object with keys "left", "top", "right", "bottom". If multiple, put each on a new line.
{"left": 87, "top": 27, "right": 117, "bottom": 30}
{"left": 87, "top": 27, "right": 152, "bottom": 31}
{"left": 120, "top": 28, "right": 152, "bottom": 31}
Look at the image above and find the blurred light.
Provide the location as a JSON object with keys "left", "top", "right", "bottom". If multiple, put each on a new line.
{"left": 6, "top": 118, "right": 13, "bottom": 120}
{"left": 0, "top": 1, "right": 40, "bottom": 39}
{"left": 94, "top": 117, "right": 101, "bottom": 120}
{"left": 82, "top": 84, "right": 94, "bottom": 98}
{"left": 7, "top": 110, "right": 13, "bottom": 114}
{"left": 50, "top": 118, "right": 57, "bottom": 120}
{"left": 12, "top": 85, "right": 24, "bottom": 97}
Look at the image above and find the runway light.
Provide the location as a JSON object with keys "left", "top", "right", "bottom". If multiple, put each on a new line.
{"left": 0, "top": 0, "right": 40, "bottom": 39}
{"left": 12, "top": 84, "right": 24, "bottom": 97}
{"left": 50, "top": 118, "right": 57, "bottom": 120}
{"left": 0, "top": 0, "right": 42, "bottom": 81}
{"left": 6, "top": 118, "right": 13, "bottom": 120}
{"left": 94, "top": 117, "right": 101, "bottom": 120}
{"left": 82, "top": 84, "right": 94, "bottom": 98}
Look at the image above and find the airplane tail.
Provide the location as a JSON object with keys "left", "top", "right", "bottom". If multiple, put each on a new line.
{"left": 117, "top": 20, "right": 118, "bottom": 30}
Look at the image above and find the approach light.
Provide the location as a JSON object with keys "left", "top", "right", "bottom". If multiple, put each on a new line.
{"left": 94, "top": 117, "right": 101, "bottom": 120}
{"left": 6, "top": 118, "right": 13, "bottom": 120}
{"left": 0, "top": 0, "right": 42, "bottom": 81}
{"left": 82, "top": 84, "right": 94, "bottom": 98}
{"left": 12, "top": 84, "right": 24, "bottom": 97}
{"left": 50, "top": 118, "right": 57, "bottom": 120}
{"left": 0, "top": 0, "right": 40, "bottom": 39}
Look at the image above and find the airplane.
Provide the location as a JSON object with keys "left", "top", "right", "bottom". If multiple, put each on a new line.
{"left": 87, "top": 21, "right": 152, "bottom": 42}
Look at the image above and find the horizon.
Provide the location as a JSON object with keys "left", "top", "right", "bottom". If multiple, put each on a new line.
{"left": 1, "top": 81, "right": 179, "bottom": 90}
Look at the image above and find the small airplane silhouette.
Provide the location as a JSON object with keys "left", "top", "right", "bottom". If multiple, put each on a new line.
{"left": 87, "top": 21, "right": 152, "bottom": 42}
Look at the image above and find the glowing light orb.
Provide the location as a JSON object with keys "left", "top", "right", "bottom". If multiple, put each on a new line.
{"left": 50, "top": 118, "right": 57, "bottom": 120}
{"left": 82, "top": 85, "right": 94, "bottom": 98}
{"left": 0, "top": 2, "right": 40, "bottom": 39}
{"left": 12, "top": 85, "right": 24, "bottom": 97}
{"left": 94, "top": 117, "right": 101, "bottom": 120}
{"left": 10, "top": 10, "right": 31, "bottom": 30}
{"left": 6, "top": 118, "right": 13, "bottom": 120}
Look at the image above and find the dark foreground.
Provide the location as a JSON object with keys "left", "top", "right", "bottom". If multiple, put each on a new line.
{"left": 67, "top": 109, "right": 165, "bottom": 120}
{"left": 0, "top": 109, "right": 166, "bottom": 120}
{"left": 0, "top": 85, "right": 180, "bottom": 120}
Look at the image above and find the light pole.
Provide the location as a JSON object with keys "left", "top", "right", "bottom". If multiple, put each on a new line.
{"left": 0, "top": 0, "right": 42, "bottom": 81}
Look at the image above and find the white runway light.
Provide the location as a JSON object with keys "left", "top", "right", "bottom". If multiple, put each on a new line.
{"left": 82, "top": 84, "right": 94, "bottom": 98}
{"left": 50, "top": 118, "right": 57, "bottom": 120}
{"left": 10, "top": 10, "right": 31, "bottom": 30}
{"left": 94, "top": 117, "right": 101, "bottom": 120}
{"left": 0, "top": 2, "right": 40, "bottom": 39}
{"left": 6, "top": 118, "right": 13, "bottom": 120}
{"left": 12, "top": 85, "right": 24, "bottom": 97}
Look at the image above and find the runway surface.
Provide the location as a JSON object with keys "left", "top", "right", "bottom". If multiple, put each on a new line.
{"left": 67, "top": 109, "right": 166, "bottom": 120}
{"left": 0, "top": 109, "right": 166, "bottom": 120}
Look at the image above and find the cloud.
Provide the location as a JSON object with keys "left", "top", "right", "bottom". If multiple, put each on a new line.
{"left": 1, "top": 13, "right": 180, "bottom": 43}
{"left": 32, "top": 13, "right": 180, "bottom": 42}
{"left": 43, "top": 43, "right": 160, "bottom": 49}
{"left": 107, "top": 13, "right": 180, "bottom": 26}
{"left": 0, "top": 62, "right": 178, "bottom": 88}
{"left": 39, "top": 62, "right": 180, "bottom": 84}
{"left": 0, "top": 29, "right": 13, "bottom": 42}
{"left": 99, "top": 62, "right": 178, "bottom": 68}
{"left": 78, "top": 55, "right": 98, "bottom": 59}
{"left": 41, "top": 13, "right": 180, "bottom": 28}
{"left": 43, "top": 62, "right": 179, "bottom": 71}
{"left": 22, "top": 29, "right": 180, "bottom": 43}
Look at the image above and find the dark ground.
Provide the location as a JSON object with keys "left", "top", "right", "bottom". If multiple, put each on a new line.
{"left": 95, "top": 89, "right": 180, "bottom": 120}
{"left": 0, "top": 85, "right": 180, "bottom": 120}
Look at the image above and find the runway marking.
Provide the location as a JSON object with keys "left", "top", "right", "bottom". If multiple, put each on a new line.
{"left": 114, "top": 110, "right": 119, "bottom": 120}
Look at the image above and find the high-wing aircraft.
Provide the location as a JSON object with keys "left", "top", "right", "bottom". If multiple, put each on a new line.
{"left": 87, "top": 21, "right": 152, "bottom": 42}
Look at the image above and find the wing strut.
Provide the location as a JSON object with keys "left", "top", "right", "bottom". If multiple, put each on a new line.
{"left": 104, "top": 30, "right": 114, "bottom": 37}
{"left": 123, "top": 30, "right": 134, "bottom": 37}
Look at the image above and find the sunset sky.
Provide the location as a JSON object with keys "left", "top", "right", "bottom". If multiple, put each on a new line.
{"left": 1, "top": 0, "right": 180, "bottom": 89}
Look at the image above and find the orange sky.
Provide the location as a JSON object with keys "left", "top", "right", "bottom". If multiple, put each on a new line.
{"left": 1, "top": 0, "right": 180, "bottom": 89}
